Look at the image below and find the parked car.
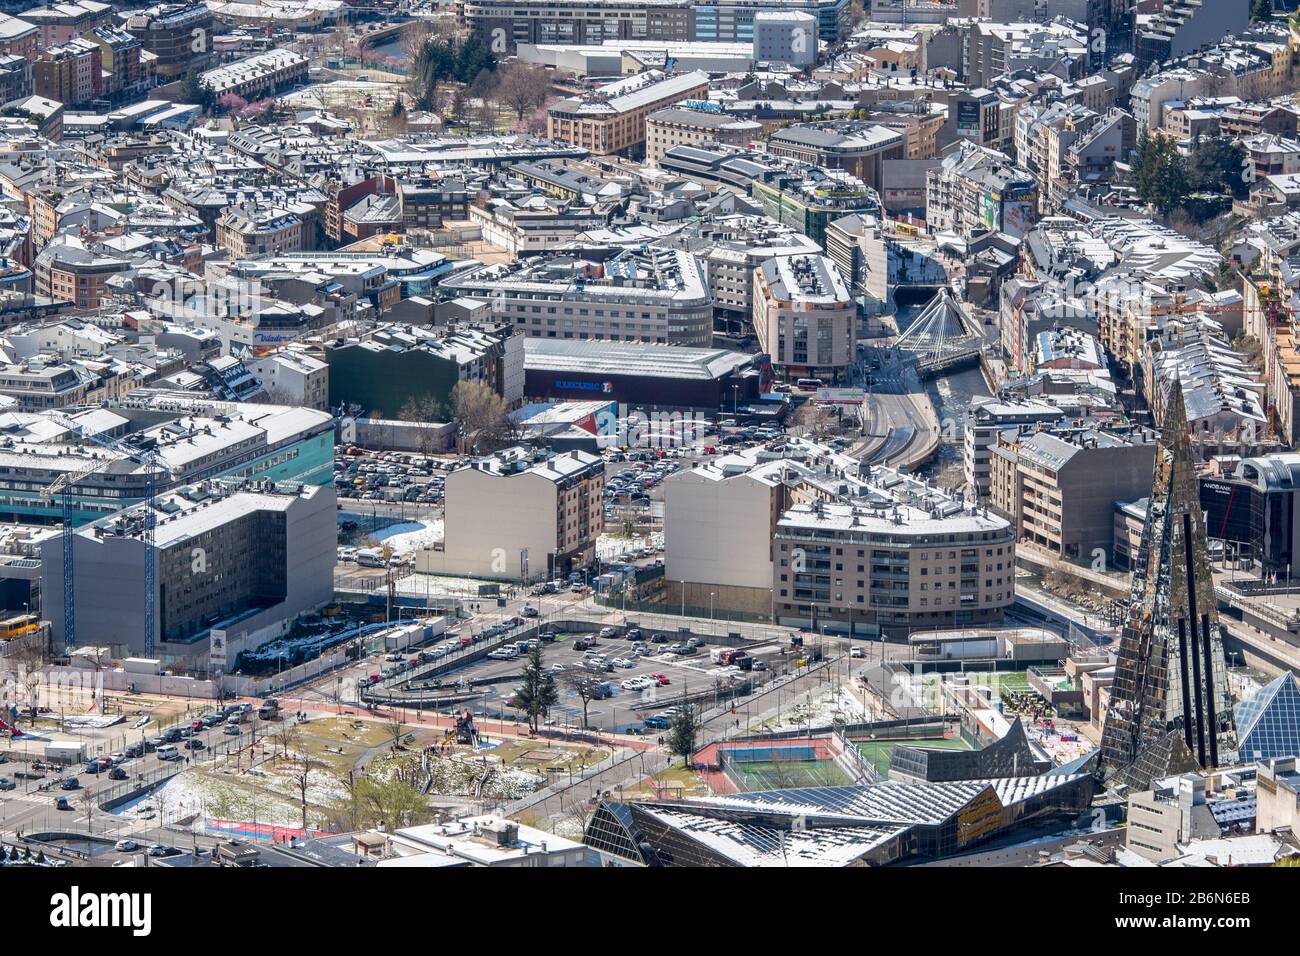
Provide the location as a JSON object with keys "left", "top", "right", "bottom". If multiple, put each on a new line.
{"left": 108, "top": 767, "right": 128, "bottom": 781}
{"left": 114, "top": 840, "right": 138, "bottom": 852}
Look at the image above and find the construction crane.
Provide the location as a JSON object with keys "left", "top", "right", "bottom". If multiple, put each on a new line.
{"left": 38, "top": 411, "right": 172, "bottom": 658}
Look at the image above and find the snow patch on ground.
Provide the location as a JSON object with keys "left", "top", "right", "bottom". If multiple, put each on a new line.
{"left": 766, "top": 688, "right": 872, "bottom": 730}
{"left": 597, "top": 532, "right": 664, "bottom": 562}
{"left": 373, "top": 519, "right": 444, "bottom": 553}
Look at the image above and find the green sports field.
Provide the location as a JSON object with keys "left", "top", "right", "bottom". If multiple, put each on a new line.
{"left": 726, "top": 759, "right": 852, "bottom": 791}
{"left": 853, "top": 736, "right": 972, "bottom": 779}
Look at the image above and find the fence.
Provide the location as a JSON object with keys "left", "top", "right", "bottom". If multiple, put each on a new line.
{"left": 831, "top": 727, "right": 877, "bottom": 784}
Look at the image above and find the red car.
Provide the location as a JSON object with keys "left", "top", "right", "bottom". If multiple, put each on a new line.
{"left": 651, "top": 673, "right": 670, "bottom": 685}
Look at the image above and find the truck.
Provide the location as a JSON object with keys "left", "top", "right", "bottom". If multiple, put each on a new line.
{"left": 257, "top": 699, "right": 281, "bottom": 721}
{"left": 44, "top": 741, "right": 86, "bottom": 765}
{"left": 710, "top": 648, "right": 743, "bottom": 666}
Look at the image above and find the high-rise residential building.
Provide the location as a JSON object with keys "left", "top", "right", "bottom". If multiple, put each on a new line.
{"left": 1100, "top": 388, "right": 1237, "bottom": 791}
{"left": 123, "top": 3, "right": 215, "bottom": 80}
{"left": 988, "top": 423, "right": 1157, "bottom": 561}
{"left": 41, "top": 479, "right": 337, "bottom": 659}
{"left": 752, "top": 254, "right": 854, "bottom": 378}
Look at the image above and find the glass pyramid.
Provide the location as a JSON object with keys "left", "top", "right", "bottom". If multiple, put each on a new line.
{"left": 1234, "top": 673, "right": 1300, "bottom": 763}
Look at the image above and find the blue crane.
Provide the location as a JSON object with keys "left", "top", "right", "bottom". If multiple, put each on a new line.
{"left": 39, "top": 412, "right": 173, "bottom": 657}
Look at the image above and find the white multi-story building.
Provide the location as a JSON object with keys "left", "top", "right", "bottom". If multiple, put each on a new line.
{"left": 441, "top": 247, "right": 713, "bottom": 347}
{"left": 752, "top": 254, "right": 854, "bottom": 378}
{"left": 418, "top": 446, "right": 604, "bottom": 582}
{"left": 246, "top": 347, "right": 329, "bottom": 411}
{"left": 752, "top": 10, "right": 818, "bottom": 68}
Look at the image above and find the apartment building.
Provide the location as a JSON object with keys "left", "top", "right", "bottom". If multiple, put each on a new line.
{"left": 216, "top": 207, "right": 309, "bottom": 259}
{"left": 246, "top": 348, "right": 329, "bottom": 411}
{"left": 33, "top": 238, "right": 130, "bottom": 308}
{"left": 326, "top": 323, "right": 523, "bottom": 419}
{"left": 42, "top": 480, "right": 336, "bottom": 658}
{"left": 418, "top": 447, "right": 604, "bottom": 582}
{"left": 663, "top": 436, "right": 846, "bottom": 615}
{"left": 926, "top": 141, "right": 1038, "bottom": 240}
{"left": 198, "top": 49, "right": 308, "bottom": 102}
{"left": 669, "top": 215, "right": 821, "bottom": 336}
{"left": 0, "top": 53, "right": 30, "bottom": 104}
{"left": 1135, "top": 0, "right": 1249, "bottom": 69}
{"left": 548, "top": 70, "right": 710, "bottom": 158}
{"left": 752, "top": 253, "right": 854, "bottom": 378}
{"left": 644, "top": 107, "right": 761, "bottom": 167}
{"left": 988, "top": 424, "right": 1157, "bottom": 561}
{"left": 963, "top": 397, "right": 1064, "bottom": 500}
{"left": 772, "top": 477, "right": 1016, "bottom": 637}
{"left": 32, "top": 37, "right": 101, "bottom": 106}
{"left": 440, "top": 247, "right": 713, "bottom": 347}
{"left": 123, "top": 2, "right": 215, "bottom": 80}
{"left": 88, "top": 27, "right": 144, "bottom": 102}
{"left": 0, "top": 14, "right": 39, "bottom": 62}
{"left": 20, "top": 2, "right": 112, "bottom": 47}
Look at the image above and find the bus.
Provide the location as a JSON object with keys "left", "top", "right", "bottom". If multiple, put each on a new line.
{"left": 0, "top": 615, "right": 38, "bottom": 641}
{"left": 796, "top": 378, "right": 825, "bottom": 391}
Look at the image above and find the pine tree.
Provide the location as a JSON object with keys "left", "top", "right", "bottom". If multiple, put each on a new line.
{"left": 668, "top": 705, "right": 699, "bottom": 768}
{"left": 512, "top": 643, "right": 558, "bottom": 733}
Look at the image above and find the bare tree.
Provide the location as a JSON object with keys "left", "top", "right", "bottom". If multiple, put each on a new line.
{"left": 385, "top": 708, "right": 406, "bottom": 751}
{"left": 494, "top": 63, "right": 551, "bottom": 122}
{"left": 559, "top": 672, "right": 598, "bottom": 730}
{"left": 451, "top": 380, "right": 518, "bottom": 454}
{"left": 292, "top": 749, "right": 318, "bottom": 831}
{"left": 398, "top": 394, "right": 446, "bottom": 455}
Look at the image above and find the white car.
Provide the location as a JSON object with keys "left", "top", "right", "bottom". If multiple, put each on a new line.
{"left": 549, "top": 663, "right": 565, "bottom": 672}
{"left": 114, "top": 839, "right": 138, "bottom": 852}
{"left": 620, "top": 678, "right": 641, "bottom": 690}
{"left": 599, "top": 627, "right": 618, "bottom": 638}
{"left": 611, "top": 657, "right": 634, "bottom": 668}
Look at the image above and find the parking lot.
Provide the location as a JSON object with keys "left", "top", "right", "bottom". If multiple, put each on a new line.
{"left": 376, "top": 609, "right": 777, "bottom": 734}
{"left": 334, "top": 447, "right": 452, "bottom": 507}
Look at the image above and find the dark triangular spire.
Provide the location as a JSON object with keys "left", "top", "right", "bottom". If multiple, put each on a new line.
{"left": 1100, "top": 374, "right": 1236, "bottom": 791}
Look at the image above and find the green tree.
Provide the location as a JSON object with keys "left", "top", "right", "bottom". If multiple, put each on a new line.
{"left": 512, "top": 643, "right": 558, "bottom": 733}
{"left": 179, "top": 68, "right": 214, "bottom": 111}
{"left": 667, "top": 705, "right": 699, "bottom": 768}
{"left": 1134, "top": 134, "right": 1190, "bottom": 214}
{"left": 1251, "top": 0, "right": 1272, "bottom": 22}
{"left": 1189, "top": 136, "right": 1250, "bottom": 200}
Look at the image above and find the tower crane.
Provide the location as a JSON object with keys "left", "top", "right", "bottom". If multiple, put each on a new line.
{"left": 39, "top": 410, "right": 173, "bottom": 657}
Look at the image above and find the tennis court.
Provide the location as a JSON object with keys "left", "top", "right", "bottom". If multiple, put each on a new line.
{"left": 718, "top": 742, "right": 852, "bottom": 791}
